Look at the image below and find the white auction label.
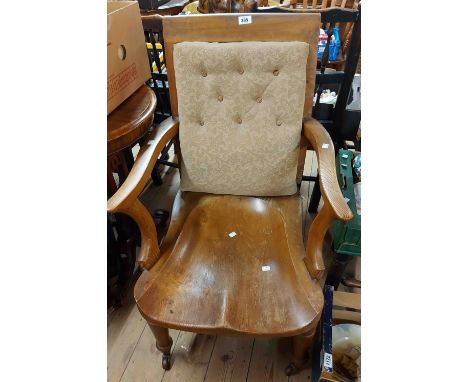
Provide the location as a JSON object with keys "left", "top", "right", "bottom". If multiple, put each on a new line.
{"left": 238, "top": 15, "right": 252, "bottom": 25}
{"left": 323, "top": 352, "right": 333, "bottom": 370}
{"left": 322, "top": 143, "right": 329, "bottom": 149}
{"left": 262, "top": 265, "right": 271, "bottom": 272}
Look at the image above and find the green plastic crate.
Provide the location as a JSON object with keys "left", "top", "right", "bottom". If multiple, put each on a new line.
{"left": 330, "top": 149, "right": 361, "bottom": 257}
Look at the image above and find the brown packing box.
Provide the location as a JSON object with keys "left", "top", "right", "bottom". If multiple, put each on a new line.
{"left": 107, "top": 1, "right": 151, "bottom": 114}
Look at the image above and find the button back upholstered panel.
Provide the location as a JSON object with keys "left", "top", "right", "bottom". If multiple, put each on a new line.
{"left": 174, "top": 41, "right": 309, "bottom": 196}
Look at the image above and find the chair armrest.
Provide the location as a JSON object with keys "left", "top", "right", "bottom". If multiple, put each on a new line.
{"left": 107, "top": 117, "right": 179, "bottom": 270}
{"left": 303, "top": 118, "right": 353, "bottom": 220}
{"left": 302, "top": 118, "right": 352, "bottom": 279}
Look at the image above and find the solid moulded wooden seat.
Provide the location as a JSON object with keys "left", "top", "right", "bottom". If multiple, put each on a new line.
{"left": 135, "top": 191, "right": 323, "bottom": 336}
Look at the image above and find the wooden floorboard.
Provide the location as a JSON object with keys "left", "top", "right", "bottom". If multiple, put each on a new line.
{"left": 107, "top": 303, "right": 147, "bottom": 382}
{"left": 245, "top": 338, "right": 290, "bottom": 382}
{"left": 204, "top": 336, "right": 254, "bottom": 382}
{"left": 161, "top": 332, "right": 217, "bottom": 382}
{"left": 120, "top": 326, "right": 180, "bottom": 382}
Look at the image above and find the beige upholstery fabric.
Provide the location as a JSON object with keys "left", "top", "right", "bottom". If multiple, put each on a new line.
{"left": 173, "top": 41, "right": 309, "bottom": 196}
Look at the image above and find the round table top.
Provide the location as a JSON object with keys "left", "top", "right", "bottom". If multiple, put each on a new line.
{"left": 107, "top": 85, "right": 157, "bottom": 155}
{"left": 140, "top": 0, "right": 191, "bottom": 16}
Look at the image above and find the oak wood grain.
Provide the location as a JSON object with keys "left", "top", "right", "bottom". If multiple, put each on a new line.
{"left": 134, "top": 191, "right": 324, "bottom": 337}
{"left": 107, "top": 85, "right": 157, "bottom": 155}
{"left": 302, "top": 118, "right": 353, "bottom": 221}
{"left": 204, "top": 336, "right": 254, "bottom": 382}
{"left": 302, "top": 118, "right": 352, "bottom": 280}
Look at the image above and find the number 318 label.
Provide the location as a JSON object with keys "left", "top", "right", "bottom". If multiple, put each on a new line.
{"left": 238, "top": 16, "right": 252, "bottom": 25}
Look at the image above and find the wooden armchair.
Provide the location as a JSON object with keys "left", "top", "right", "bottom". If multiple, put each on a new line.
{"left": 107, "top": 13, "right": 352, "bottom": 375}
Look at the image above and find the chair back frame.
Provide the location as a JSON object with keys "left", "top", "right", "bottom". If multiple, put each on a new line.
{"left": 162, "top": 13, "right": 322, "bottom": 119}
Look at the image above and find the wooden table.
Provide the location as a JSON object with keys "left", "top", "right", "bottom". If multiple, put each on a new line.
{"left": 140, "top": 0, "right": 192, "bottom": 16}
{"left": 107, "top": 84, "right": 156, "bottom": 308}
{"left": 107, "top": 85, "right": 157, "bottom": 197}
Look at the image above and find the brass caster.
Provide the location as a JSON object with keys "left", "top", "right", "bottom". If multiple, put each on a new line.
{"left": 285, "top": 362, "right": 299, "bottom": 376}
{"left": 162, "top": 353, "right": 171, "bottom": 370}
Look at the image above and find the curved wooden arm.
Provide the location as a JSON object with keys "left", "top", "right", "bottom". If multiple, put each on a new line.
{"left": 304, "top": 202, "right": 334, "bottom": 279}
{"left": 108, "top": 117, "right": 179, "bottom": 270}
{"left": 303, "top": 118, "right": 352, "bottom": 221}
{"left": 120, "top": 199, "right": 160, "bottom": 270}
{"left": 302, "top": 118, "right": 352, "bottom": 279}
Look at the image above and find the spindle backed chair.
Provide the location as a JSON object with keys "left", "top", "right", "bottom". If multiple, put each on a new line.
{"left": 306, "top": 5, "right": 361, "bottom": 212}
{"left": 141, "top": 14, "right": 178, "bottom": 186}
{"left": 262, "top": 0, "right": 357, "bottom": 72}
{"left": 142, "top": 14, "right": 172, "bottom": 122}
{"left": 257, "top": 5, "right": 361, "bottom": 212}
{"left": 285, "top": 0, "right": 355, "bottom": 10}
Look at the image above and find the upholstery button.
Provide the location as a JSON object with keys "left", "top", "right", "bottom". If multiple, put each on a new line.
{"left": 218, "top": 95, "right": 223, "bottom": 102}
{"left": 239, "top": 69, "right": 244, "bottom": 75}
{"left": 237, "top": 117, "right": 242, "bottom": 124}
{"left": 276, "top": 120, "right": 282, "bottom": 126}
{"left": 199, "top": 120, "right": 204, "bottom": 126}
{"left": 273, "top": 69, "right": 279, "bottom": 76}
{"left": 256, "top": 97, "right": 262, "bottom": 103}
{"left": 201, "top": 71, "right": 207, "bottom": 77}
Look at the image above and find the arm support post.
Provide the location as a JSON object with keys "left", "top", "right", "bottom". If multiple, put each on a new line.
{"left": 107, "top": 117, "right": 179, "bottom": 270}
{"left": 302, "top": 118, "right": 353, "bottom": 279}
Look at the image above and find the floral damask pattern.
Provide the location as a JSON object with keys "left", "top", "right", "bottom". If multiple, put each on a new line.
{"left": 173, "top": 41, "right": 309, "bottom": 196}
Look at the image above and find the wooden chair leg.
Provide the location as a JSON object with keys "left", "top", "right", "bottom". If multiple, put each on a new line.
{"left": 148, "top": 324, "right": 173, "bottom": 370}
{"left": 285, "top": 325, "right": 318, "bottom": 376}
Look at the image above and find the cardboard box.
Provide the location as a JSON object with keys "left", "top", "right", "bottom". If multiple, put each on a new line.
{"left": 107, "top": 1, "right": 151, "bottom": 114}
